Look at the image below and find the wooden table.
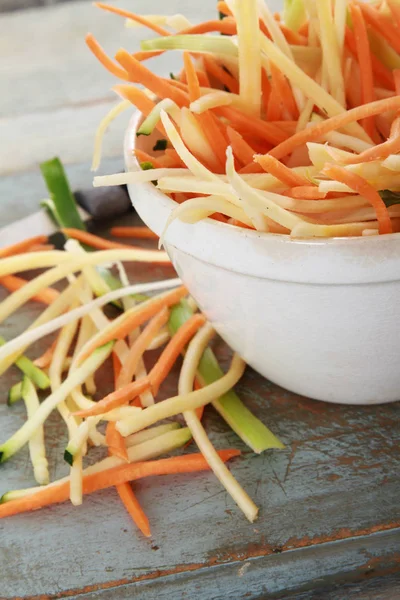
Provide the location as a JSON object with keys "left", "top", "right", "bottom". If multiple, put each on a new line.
{"left": 1, "top": 2, "right": 400, "bottom": 599}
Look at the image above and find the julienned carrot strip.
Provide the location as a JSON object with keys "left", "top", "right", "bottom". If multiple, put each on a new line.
{"left": 254, "top": 154, "right": 308, "bottom": 187}
{"left": 76, "top": 314, "right": 206, "bottom": 417}
{"left": 197, "top": 112, "right": 228, "bottom": 169}
{"left": 196, "top": 69, "right": 211, "bottom": 88}
{"left": 323, "top": 165, "right": 392, "bottom": 235}
{"left": 28, "top": 244, "right": 55, "bottom": 253}
{"left": 283, "top": 186, "right": 327, "bottom": 200}
{"left": 239, "top": 162, "right": 264, "bottom": 174}
{"left": 216, "top": 1, "right": 232, "bottom": 16}
{"left": 132, "top": 50, "right": 165, "bottom": 62}
{"left": 183, "top": 52, "right": 201, "bottom": 103}
{"left": 0, "top": 236, "right": 48, "bottom": 260}
{"left": 81, "top": 286, "right": 188, "bottom": 362}
{"left": 117, "top": 308, "right": 170, "bottom": 388}
{"left": 0, "top": 452, "right": 241, "bottom": 519}
{"left": 76, "top": 378, "right": 150, "bottom": 417}
{"left": 180, "top": 19, "right": 237, "bottom": 36}
{"left": 349, "top": 5, "right": 376, "bottom": 141}
{"left": 61, "top": 229, "right": 170, "bottom": 262}
{"left": 0, "top": 275, "right": 60, "bottom": 305}
{"left": 115, "top": 50, "right": 189, "bottom": 108}
{"left": 343, "top": 119, "right": 400, "bottom": 165}
{"left": 202, "top": 56, "right": 239, "bottom": 94}
{"left": 344, "top": 28, "right": 395, "bottom": 91}
{"left": 116, "top": 482, "right": 151, "bottom": 537}
{"left": 95, "top": 3, "right": 171, "bottom": 36}
{"left": 106, "top": 421, "right": 129, "bottom": 462}
{"left": 110, "top": 227, "right": 158, "bottom": 240}
{"left": 166, "top": 78, "right": 189, "bottom": 92}
{"left": 33, "top": 340, "right": 57, "bottom": 368}
{"left": 149, "top": 313, "right": 207, "bottom": 396}
{"left": 269, "top": 63, "right": 298, "bottom": 120}
{"left": 133, "top": 149, "right": 163, "bottom": 169}
{"left": 394, "top": 70, "right": 400, "bottom": 96}
{"left": 162, "top": 149, "right": 186, "bottom": 168}
{"left": 214, "top": 106, "right": 289, "bottom": 147}
{"left": 279, "top": 23, "right": 307, "bottom": 46}
{"left": 266, "top": 85, "right": 282, "bottom": 122}
{"left": 269, "top": 96, "right": 400, "bottom": 159}
{"left": 226, "top": 127, "right": 256, "bottom": 166}
{"left": 359, "top": 2, "right": 400, "bottom": 55}
{"left": 113, "top": 85, "right": 167, "bottom": 137}
{"left": 86, "top": 34, "right": 129, "bottom": 80}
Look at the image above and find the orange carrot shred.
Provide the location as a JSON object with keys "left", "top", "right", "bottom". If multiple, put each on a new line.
{"left": 254, "top": 154, "right": 309, "bottom": 187}
{"left": 282, "top": 186, "right": 328, "bottom": 200}
{"left": 269, "top": 96, "right": 400, "bottom": 159}
{"left": 85, "top": 34, "right": 129, "bottom": 80}
{"left": 80, "top": 286, "right": 188, "bottom": 362}
{"left": 115, "top": 50, "right": 189, "bottom": 108}
{"left": 110, "top": 227, "right": 158, "bottom": 240}
{"left": 75, "top": 378, "right": 150, "bottom": 417}
{"left": 0, "top": 452, "right": 241, "bottom": 519}
{"left": 342, "top": 118, "right": 400, "bottom": 165}
{"left": 345, "top": 27, "right": 395, "bottom": 91}
{"left": 0, "top": 275, "right": 60, "bottom": 305}
{"left": 95, "top": 3, "right": 171, "bottom": 36}
{"left": 117, "top": 308, "right": 170, "bottom": 388}
{"left": 133, "top": 149, "right": 164, "bottom": 169}
{"left": 149, "top": 313, "right": 207, "bottom": 396}
{"left": 183, "top": 52, "right": 201, "bottom": 103}
{"left": 226, "top": 127, "right": 256, "bottom": 166}
{"left": 202, "top": 55, "right": 239, "bottom": 94}
{"left": 180, "top": 19, "right": 237, "bottom": 36}
{"left": 349, "top": 5, "right": 377, "bottom": 141}
{"left": 0, "top": 235, "right": 48, "bottom": 260}
{"left": 323, "top": 165, "right": 392, "bottom": 235}
{"left": 359, "top": 2, "right": 400, "bottom": 55}
{"left": 214, "top": 106, "right": 289, "bottom": 146}
{"left": 113, "top": 84, "right": 167, "bottom": 136}
{"left": 116, "top": 482, "right": 151, "bottom": 537}
{"left": 216, "top": 1, "right": 232, "bottom": 17}
{"left": 61, "top": 229, "right": 170, "bottom": 262}
{"left": 33, "top": 340, "right": 57, "bottom": 369}
{"left": 132, "top": 50, "right": 164, "bottom": 62}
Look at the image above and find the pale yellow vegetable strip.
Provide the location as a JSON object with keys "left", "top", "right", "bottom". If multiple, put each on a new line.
{"left": 49, "top": 300, "right": 81, "bottom": 442}
{"left": 323, "top": 205, "right": 400, "bottom": 225}
{"left": 0, "top": 278, "right": 181, "bottom": 363}
{"left": 157, "top": 176, "right": 241, "bottom": 206}
{"left": 179, "top": 322, "right": 258, "bottom": 522}
{"left": 383, "top": 155, "right": 400, "bottom": 171}
{"left": 0, "top": 276, "right": 83, "bottom": 377}
{"left": 93, "top": 168, "right": 189, "bottom": 187}
{"left": 92, "top": 100, "right": 131, "bottom": 171}
{"left": 4, "top": 429, "right": 192, "bottom": 500}
{"left": 235, "top": 0, "right": 262, "bottom": 118}
{"left": 116, "top": 353, "right": 246, "bottom": 437}
{"left": 322, "top": 132, "right": 373, "bottom": 154}
{"left": 291, "top": 221, "right": 385, "bottom": 238}
{"left": 21, "top": 378, "right": 49, "bottom": 486}
{"left": 319, "top": 176, "right": 400, "bottom": 194}
{"left": 160, "top": 110, "right": 219, "bottom": 182}
{"left": 226, "top": 148, "right": 305, "bottom": 231}
{"left": 316, "top": 0, "right": 345, "bottom": 106}
{"left": 0, "top": 251, "right": 173, "bottom": 323}
{"left": 190, "top": 92, "right": 232, "bottom": 114}
{"left": 334, "top": 0, "right": 348, "bottom": 57}
{"left": 259, "top": 37, "right": 369, "bottom": 141}
{"left": 124, "top": 423, "right": 181, "bottom": 448}
{"left": 0, "top": 248, "right": 170, "bottom": 279}
{"left": 162, "top": 195, "right": 253, "bottom": 238}
{"left": 296, "top": 97, "right": 315, "bottom": 132}
{"left": 147, "top": 329, "right": 170, "bottom": 350}
{"left": 180, "top": 107, "right": 220, "bottom": 171}
{"left": 69, "top": 453, "right": 83, "bottom": 507}
{"left": 258, "top": 192, "right": 368, "bottom": 214}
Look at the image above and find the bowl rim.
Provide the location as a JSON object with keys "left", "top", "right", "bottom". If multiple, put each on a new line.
{"left": 125, "top": 111, "right": 400, "bottom": 249}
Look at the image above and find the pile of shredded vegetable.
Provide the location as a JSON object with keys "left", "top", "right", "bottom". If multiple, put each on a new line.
{"left": 89, "top": 0, "right": 400, "bottom": 238}
{"left": 0, "top": 217, "right": 284, "bottom": 531}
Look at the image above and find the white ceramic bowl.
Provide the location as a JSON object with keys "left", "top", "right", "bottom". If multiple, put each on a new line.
{"left": 125, "top": 112, "right": 400, "bottom": 405}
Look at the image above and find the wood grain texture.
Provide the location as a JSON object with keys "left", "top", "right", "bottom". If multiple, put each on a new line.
{"left": 1, "top": 0, "right": 400, "bottom": 599}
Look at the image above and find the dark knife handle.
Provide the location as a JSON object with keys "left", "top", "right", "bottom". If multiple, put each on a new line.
{"left": 74, "top": 185, "right": 132, "bottom": 221}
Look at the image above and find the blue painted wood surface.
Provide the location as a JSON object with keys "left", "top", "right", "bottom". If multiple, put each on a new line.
{"left": 0, "top": 218, "right": 399, "bottom": 598}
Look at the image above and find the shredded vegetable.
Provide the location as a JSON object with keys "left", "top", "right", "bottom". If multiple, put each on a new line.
{"left": 87, "top": 0, "right": 400, "bottom": 238}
